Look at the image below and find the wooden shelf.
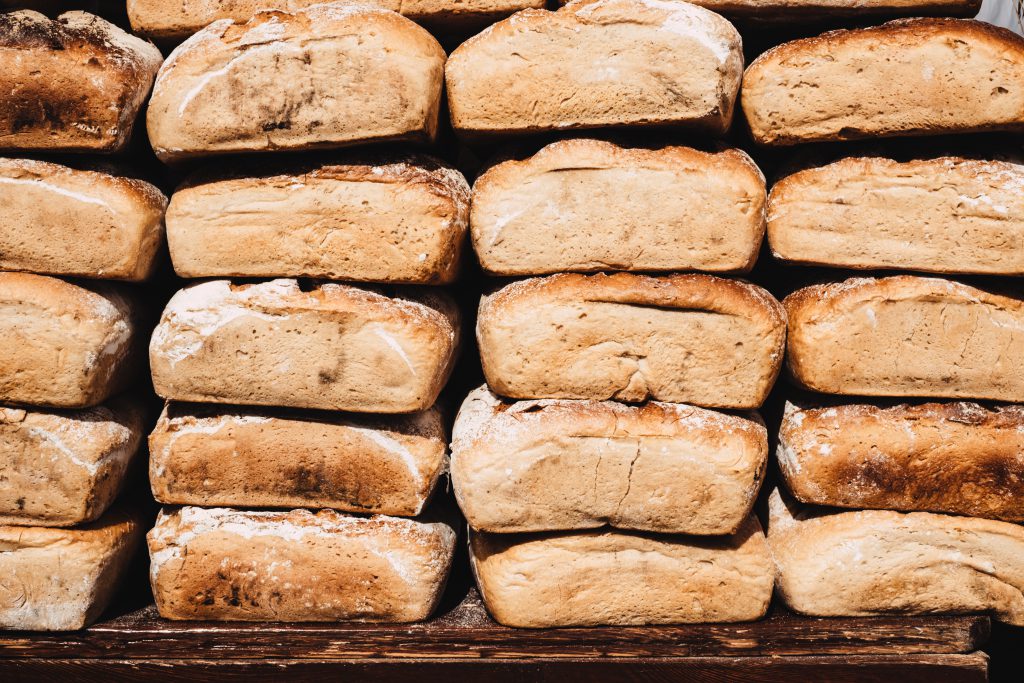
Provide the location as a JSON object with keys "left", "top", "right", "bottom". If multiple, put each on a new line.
{"left": 0, "top": 584, "right": 992, "bottom": 682}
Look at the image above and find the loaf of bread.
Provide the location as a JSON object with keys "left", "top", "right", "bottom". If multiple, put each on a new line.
{"left": 0, "top": 398, "right": 143, "bottom": 527}
{"left": 147, "top": 5, "right": 445, "bottom": 162}
{"left": 742, "top": 19, "right": 1024, "bottom": 145}
{"left": 471, "top": 516, "right": 773, "bottom": 627}
{"left": 128, "top": 0, "right": 544, "bottom": 41}
{"left": 0, "top": 158, "right": 167, "bottom": 281}
{"left": 0, "top": 273, "right": 141, "bottom": 409}
{"left": 0, "top": 507, "right": 144, "bottom": 630}
{"left": 617, "top": 0, "right": 981, "bottom": 21}
{"left": 150, "top": 279, "right": 459, "bottom": 413}
{"left": 768, "top": 155, "right": 1024, "bottom": 274}
{"left": 471, "top": 139, "right": 765, "bottom": 275}
{"left": 0, "top": 10, "right": 162, "bottom": 153}
{"left": 769, "top": 489, "right": 1024, "bottom": 625}
{"left": 779, "top": 401, "right": 1024, "bottom": 522}
{"left": 452, "top": 385, "right": 767, "bottom": 534}
{"left": 149, "top": 505, "right": 457, "bottom": 622}
{"left": 445, "top": 0, "right": 743, "bottom": 137}
{"left": 477, "top": 273, "right": 786, "bottom": 409}
{"left": 167, "top": 155, "right": 469, "bottom": 284}
{"left": 150, "top": 402, "right": 447, "bottom": 516}
{"left": 785, "top": 276, "right": 1024, "bottom": 401}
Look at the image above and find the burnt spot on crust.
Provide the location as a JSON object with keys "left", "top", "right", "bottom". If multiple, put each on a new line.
{"left": 2, "top": 91, "right": 94, "bottom": 137}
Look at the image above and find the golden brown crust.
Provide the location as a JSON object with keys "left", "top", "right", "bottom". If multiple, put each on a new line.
{"left": 148, "top": 505, "right": 457, "bottom": 622}
{"left": 0, "top": 11, "right": 162, "bottom": 153}
{"left": 148, "top": 6, "right": 445, "bottom": 161}
{"left": 784, "top": 276, "right": 1024, "bottom": 400}
{"left": 149, "top": 402, "right": 448, "bottom": 515}
{"left": 753, "top": 18, "right": 1022, "bottom": 69}
{"left": 779, "top": 401, "right": 1024, "bottom": 521}
{"left": 484, "top": 273, "right": 786, "bottom": 328}
{"left": 743, "top": 19, "right": 1024, "bottom": 145}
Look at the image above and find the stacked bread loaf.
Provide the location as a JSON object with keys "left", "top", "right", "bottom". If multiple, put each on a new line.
{"left": 0, "top": 9, "right": 163, "bottom": 630}
{"left": 742, "top": 17, "right": 1024, "bottom": 624}
{"left": 444, "top": 0, "right": 787, "bottom": 628}
{"left": 143, "top": 3, "right": 462, "bottom": 622}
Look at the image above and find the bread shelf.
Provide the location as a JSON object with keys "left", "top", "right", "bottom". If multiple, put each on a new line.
{"left": 0, "top": 585, "right": 991, "bottom": 682}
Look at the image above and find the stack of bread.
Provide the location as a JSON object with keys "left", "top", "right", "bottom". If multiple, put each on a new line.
{"left": 741, "top": 17, "right": 1024, "bottom": 624}
{"left": 142, "top": 3, "right": 466, "bottom": 622}
{"left": 0, "top": 9, "right": 163, "bottom": 630}
{"left": 445, "top": 0, "right": 787, "bottom": 628}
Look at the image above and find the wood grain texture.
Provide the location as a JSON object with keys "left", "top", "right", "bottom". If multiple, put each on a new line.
{"left": 0, "top": 589, "right": 989, "bottom": 660}
{"left": 0, "top": 653, "right": 990, "bottom": 683}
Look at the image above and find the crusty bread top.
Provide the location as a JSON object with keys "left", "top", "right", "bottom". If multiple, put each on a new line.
{"left": 0, "top": 272, "right": 137, "bottom": 328}
{"left": 453, "top": 383, "right": 765, "bottom": 454}
{"left": 155, "top": 400, "right": 446, "bottom": 442}
{"left": 0, "top": 10, "right": 162, "bottom": 71}
{"left": 0, "top": 505, "right": 140, "bottom": 549}
{"left": 481, "top": 272, "right": 785, "bottom": 328}
{"left": 748, "top": 17, "right": 1024, "bottom": 75}
{"left": 148, "top": 505, "right": 457, "bottom": 567}
{"left": 0, "top": 157, "right": 168, "bottom": 211}
{"left": 177, "top": 153, "right": 469, "bottom": 216}
{"left": 454, "top": 0, "right": 741, "bottom": 60}
{"left": 156, "top": 278, "right": 458, "bottom": 333}
{"left": 153, "top": 4, "right": 444, "bottom": 104}
{"left": 769, "top": 486, "right": 1024, "bottom": 541}
{"left": 771, "top": 154, "right": 1024, "bottom": 204}
{"left": 474, "top": 137, "right": 764, "bottom": 194}
{"left": 783, "top": 398, "right": 1024, "bottom": 430}
{"left": 0, "top": 396, "right": 144, "bottom": 469}
{"left": 783, "top": 275, "right": 1024, "bottom": 323}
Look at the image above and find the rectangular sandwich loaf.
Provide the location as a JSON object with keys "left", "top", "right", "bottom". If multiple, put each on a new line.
{"left": 477, "top": 273, "right": 786, "bottom": 409}
{"left": 471, "top": 139, "right": 766, "bottom": 275}
{"left": 779, "top": 401, "right": 1024, "bottom": 522}
{"left": 0, "top": 507, "right": 144, "bottom": 630}
{"left": 470, "top": 516, "right": 774, "bottom": 627}
{"left": 148, "top": 506, "right": 457, "bottom": 622}
{"left": 769, "top": 489, "right": 1024, "bottom": 626}
{"left": 0, "top": 398, "right": 144, "bottom": 527}
{"left": 451, "top": 386, "right": 767, "bottom": 534}
{"left": 150, "top": 279, "right": 459, "bottom": 413}
{"left": 0, "top": 273, "right": 142, "bottom": 409}
{"left": 150, "top": 402, "right": 447, "bottom": 516}
{"left": 785, "top": 276, "right": 1024, "bottom": 401}
{"left": 445, "top": 0, "right": 744, "bottom": 136}
{"left": 167, "top": 156, "right": 469, "bottom": 284}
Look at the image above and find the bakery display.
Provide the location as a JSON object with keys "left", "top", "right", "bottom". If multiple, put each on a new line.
{"left": 451, "top": 385, "right": 767, "bottom": 534}
{"left": 0, "top": 399, "right": 144, "bottom": 527}
{"left": 147, "top": 5, "right": 446, "bottom": 162}
{"left": 477, "top": 273, "right": 786, "bottom": 408}
{"left": 0, "top": 158, "right": 167, "bottom": 281}
{"left": 784, "top": 276, "right": 1024, "bottom": 401}
{"left": 0, "top": 273, "right": 142, "bottom": 409}
{"left": 779, "top": 401, "right": 1024, "bottom": 521}
{"left": 150, "top": 402, "right": 447, "bottom": 515}
{"left": 470, "top": 516, "right": 774, "bottom": 627}
{"left": 471, "top": 139, "right": 766, "bottom": 275}
{"left": 769, "top": 489, "right": 1024, "bottom": 625}
{"left": 166, "top": 155, "right": 469, "bottom": 284}
{"left": 148, "top": 505, "right": 457, "bottom": 622}
{"left": 150, "top": 279, "right": 459, "bottom": 413}
{"left": 742, "top": 19, "right": 1024, "bottom": 145}
{"left": 0, "top": 507, "right": 144, "bottom": 630}
{"left": 0, "top": 10, "right": 162, "bottom": 153}
{"left": 445, "top": 0, "right": 743, "bottom": 137}
{"left": 768, "top": 155, "right": 1024, "bottom": 274}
